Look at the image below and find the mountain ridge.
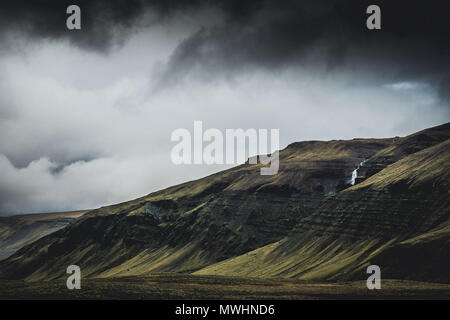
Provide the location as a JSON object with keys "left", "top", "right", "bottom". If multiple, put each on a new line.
{"left": 0, "top": 122, "right": 448, "bottom": 282}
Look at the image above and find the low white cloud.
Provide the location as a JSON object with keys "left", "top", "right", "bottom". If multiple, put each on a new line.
{"left": 384, "top": 81, "right": 424, "bottom": 91}
{"left": 0, "top": 153, "right": 231, "bottom": 214}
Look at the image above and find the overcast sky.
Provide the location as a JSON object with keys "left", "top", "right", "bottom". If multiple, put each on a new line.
{"left": 0, "top": 0, "right": 449, "bottom": 215}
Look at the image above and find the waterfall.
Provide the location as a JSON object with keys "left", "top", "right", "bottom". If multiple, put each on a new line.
{"left": 349, "top": 168, "right": 358, "bottom": 186}
{"left": 348, "top": 160, "right": 366, "bottom": 186}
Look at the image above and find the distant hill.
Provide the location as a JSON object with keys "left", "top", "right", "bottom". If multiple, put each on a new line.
{"left": 0, "top": 211, "right": 87, "bottom": 261}
{"left": 0, "top": 123, "right": 448, "bottom": 283}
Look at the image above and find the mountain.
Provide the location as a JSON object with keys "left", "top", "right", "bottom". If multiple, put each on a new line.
{"left": 0, "top": 123, "right": 449, "bottom": 283}
{"left": 0, "top": 211, "right": 87, "bottom": 261}
{"left": 196, "top": 137, "right": 450, "bottom": 282}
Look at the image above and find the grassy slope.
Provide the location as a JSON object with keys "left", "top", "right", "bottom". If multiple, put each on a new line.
{"left": 0, "top": 138, "right": 394, "bottom": 281}
{"left": 195, "top": 139, "right": 450, "bottom": 281}
{"left": 93, "top": 139, "right": 396, "bottom": 278}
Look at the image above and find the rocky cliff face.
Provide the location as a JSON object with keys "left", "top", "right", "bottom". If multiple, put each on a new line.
{"left": 0, "top": 123, "right": 449, "bottom": 282}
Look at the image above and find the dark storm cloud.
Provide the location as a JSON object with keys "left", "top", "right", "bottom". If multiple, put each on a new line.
{"left": 0, "top": 0, "right": 139, "bottom": 52}
{"left": 0, "top": 0, "right": 255, "bottom": 52}
{"left": 159, "top": 0, "right": 450, "bottom": 97}
{"left": 1, "top": 0, "right": 449, "bottom": 85}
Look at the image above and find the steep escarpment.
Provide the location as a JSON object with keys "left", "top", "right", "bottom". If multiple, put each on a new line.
{"left": 295, "top": 140, "right": 449, "bottom": 239}
{"left": 0, "top": 138, "right": 393, "bottom": 280}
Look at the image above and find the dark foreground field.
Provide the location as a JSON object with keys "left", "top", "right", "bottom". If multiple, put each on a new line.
{"left": 1, "top": 274, "right": 449, "bottom": 300}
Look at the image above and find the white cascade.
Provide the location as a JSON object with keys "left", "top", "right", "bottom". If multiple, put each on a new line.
{"left": 348, "top": 160, "right": 366, "bottom": 186}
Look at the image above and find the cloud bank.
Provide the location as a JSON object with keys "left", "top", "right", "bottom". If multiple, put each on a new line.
{"left": 0, "top": 0, "right": 448, "bottom": 214}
